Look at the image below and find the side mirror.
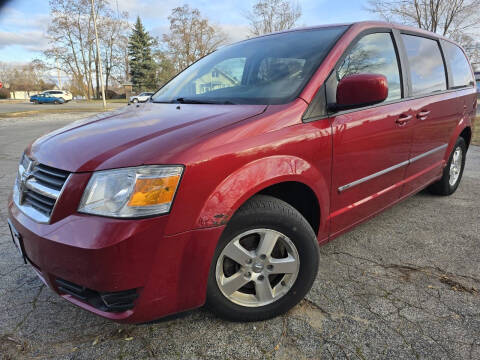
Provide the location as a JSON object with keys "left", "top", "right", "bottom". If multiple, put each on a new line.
{"left": 335, "top": 73, "right": 388, "bottom": 110}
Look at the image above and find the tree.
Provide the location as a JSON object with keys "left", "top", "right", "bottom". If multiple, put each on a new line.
{"left": 45, "top": 0, "right": 101, "bottom": 99}
{"left": 128, "top": 16, "right": 158, "bottom": 92}
{"left": 455, "top": 33, "right": 480, "bottom": 69}
{"left": 99, "top": 8, "right": 130, "bottom": 94}
{"left": 367, "top": 0, "right": 480, "bottom": 40}
{"left": 0, "top": 61, "right": 55, "bottom": 98}
{"left": 163, "top": 5, "right": 228, "bottom": 73}
{"left": 245, "top": 0, "right": 302, "bottom": 36}
{"left": 154, "top": 50, "right": 176, "bottom": 86}
{"left": 44, "top": 0, "right": 130, "bottom": 99}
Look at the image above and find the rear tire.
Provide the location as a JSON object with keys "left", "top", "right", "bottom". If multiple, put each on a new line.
{"left": 33, "top": 100, "right": 38, "bottom": 104}
{"left": 428, "top": 137, "right": 466, "bottom": 196}
{"left": 132, "top": 98, "right": 138, "bottom": 103}
{"left": 206, "top": 195, "right": 319, "bottom": 322}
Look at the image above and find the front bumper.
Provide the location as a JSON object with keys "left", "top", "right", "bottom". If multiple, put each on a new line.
{"left": 8, "top": 198, "right": 224, "bottom": 323}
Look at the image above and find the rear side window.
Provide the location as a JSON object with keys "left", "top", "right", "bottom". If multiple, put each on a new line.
{"left": 337, "top": 32, "right": 402, "bottom": 101}
{"left": 443, "top": 42, "right": 474, "bottom": 88}
{"left": 401, "top": 34, "right": 447, "bottom": 96}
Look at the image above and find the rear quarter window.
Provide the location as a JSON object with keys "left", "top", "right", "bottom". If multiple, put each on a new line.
{"left": 401, "top": 34, "right": 447, "bottom": 96}
{"left": 443, "top": 42, "right": 474, "bottom": 89}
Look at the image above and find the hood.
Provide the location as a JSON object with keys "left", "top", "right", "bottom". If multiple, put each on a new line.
{"left": 28, "top": 103, "right": 267, "bottom": 172}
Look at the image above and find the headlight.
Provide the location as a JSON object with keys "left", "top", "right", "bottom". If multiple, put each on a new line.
{"left": 78, "top": 166, "right": 183, "bottom": 218}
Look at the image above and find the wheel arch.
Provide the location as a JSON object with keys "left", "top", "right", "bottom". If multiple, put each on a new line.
{"left": 195, "top": 155, "right": 329, "bottom": 239}
{"left": 445, "top": 121, "right": 473, "bottom": 163}
{"left": 459, "top": 126, "right": 472, "bottom": 150}
{"left": 257, "top": 182, "right": 320, "bottom": 235}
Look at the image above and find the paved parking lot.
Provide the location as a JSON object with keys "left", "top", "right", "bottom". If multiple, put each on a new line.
{"left": 0, "top": 111, "right": 479, "bottom": 359}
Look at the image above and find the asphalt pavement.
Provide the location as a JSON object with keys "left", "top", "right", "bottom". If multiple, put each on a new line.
{"left": 0, "top": 111, "right": 479, "bottom": 359}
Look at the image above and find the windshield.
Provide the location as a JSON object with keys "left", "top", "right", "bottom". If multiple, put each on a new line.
{"left": 152, "top": 26, "right": 348, "bottom": 105}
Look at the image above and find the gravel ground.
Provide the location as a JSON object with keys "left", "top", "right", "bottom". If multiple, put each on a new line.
{"left": 0, "top": 112, "right": 479, "bottom": 359}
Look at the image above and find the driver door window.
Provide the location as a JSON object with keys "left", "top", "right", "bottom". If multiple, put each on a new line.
{"left": 337, "top": 32, "right": 402, "bottom": 102}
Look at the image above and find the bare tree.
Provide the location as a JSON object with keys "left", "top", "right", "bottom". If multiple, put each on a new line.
{"left": 456, "top": 33, "right": 480, "bottom": 69}
{"left": 153, "top": 50, "right": 176, "bottom": 87}
{"left": 163, "top": 4, "right": 228, "bottom": 72}
{"left": 245, "top": 0, "right": 302, "bottom": 36}
{"left": 0, "top": 61, "right": 55, "bottom": 98}
{"left": 367, "top": 0, "right": 480, "bottom": 39}
{"left": 44, "top": 0, "right": 98, "bottom": 99}
{"left": 44, "top": 0, "right": 129, "bottom": 99}
{"left": 98, "top": 8, "right": 130, "bottom": 94}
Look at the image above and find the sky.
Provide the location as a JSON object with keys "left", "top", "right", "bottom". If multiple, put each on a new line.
{"left": 0, "top": 0, "right": 373, "bottom": 64}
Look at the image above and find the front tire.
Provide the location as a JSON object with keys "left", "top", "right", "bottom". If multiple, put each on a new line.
{"left": 428, "top": 137, "right": 467, "bottom": 195}
{"left": 206, "top": 195, "right": 319, "bottom": 322}
{"left": 132, "top": 98, "right": 138, "bottom": 103}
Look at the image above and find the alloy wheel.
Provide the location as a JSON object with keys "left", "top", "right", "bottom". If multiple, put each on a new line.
{"left": 215, "top": 228, "right": 300, "bottom": 307}
{"left": 449, "top": 146, "right": 463, "bottom": 186}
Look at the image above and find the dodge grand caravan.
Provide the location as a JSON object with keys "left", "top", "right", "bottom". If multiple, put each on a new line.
{"left": 7, "top": 22, "right": 476, "bottom": 323}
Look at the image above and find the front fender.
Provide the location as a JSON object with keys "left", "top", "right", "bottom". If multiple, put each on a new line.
{"left": 195, "top": 155, "right": 329, "bottom": 239}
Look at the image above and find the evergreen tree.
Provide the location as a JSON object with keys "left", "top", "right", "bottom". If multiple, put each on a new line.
{"left": 128, "top": 17, "right": 157, "bottom": 92}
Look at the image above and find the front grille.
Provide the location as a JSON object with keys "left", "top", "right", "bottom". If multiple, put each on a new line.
{"left": 13, "top": 155, "right": 70, "bottom": 223}
{"left": 23, "top": 190, "right": 56, "bottom": 216}
{"left": 55, "top": 278, "right": 138, "bottom": 313}
{"left": 32, "top": 163, "right": 70, "bottom": 191}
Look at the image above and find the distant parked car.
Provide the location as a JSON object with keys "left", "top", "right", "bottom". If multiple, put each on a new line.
{"left": 41, "top": 90, "right": 73, "bottom": 102}
{"left": 30, "top": 94, "right": 65, "bottom": 104}
{"left": 129, "top": 92, "right": 154, "bottom": 103}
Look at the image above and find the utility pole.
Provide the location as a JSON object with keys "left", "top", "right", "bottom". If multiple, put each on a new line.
{"left": 91, "top": 0, "right": 106, "bottom": 109}
{"left": 56, "top": 58, "right": 62, "bottom": 89}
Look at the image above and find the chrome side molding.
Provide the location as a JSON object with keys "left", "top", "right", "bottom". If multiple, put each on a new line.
{"left": 338, "top": 144, "right": 448, "bottom": 193}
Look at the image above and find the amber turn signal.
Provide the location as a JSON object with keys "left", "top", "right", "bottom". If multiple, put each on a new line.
{"left": 128, "top": 175, "right": 181, "bottom": 207}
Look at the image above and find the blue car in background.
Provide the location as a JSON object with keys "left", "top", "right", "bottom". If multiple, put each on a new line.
{"left": 30, "top": 94, "right": 65, "bottom": 104}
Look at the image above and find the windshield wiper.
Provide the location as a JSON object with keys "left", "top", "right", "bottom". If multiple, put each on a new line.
{"left": 173, "top": 97, "right": 236, "bottom": 105}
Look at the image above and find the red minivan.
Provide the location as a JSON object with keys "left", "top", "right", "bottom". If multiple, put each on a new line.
{"left": 7, "top": 22, "right": 476, "bottom": 323}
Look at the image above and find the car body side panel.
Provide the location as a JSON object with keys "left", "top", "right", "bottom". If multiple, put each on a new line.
{"left": 195, "top": 154, "right": 329, "bottom": 239}
{"left": 328, "top": 102, "right": 413, "bottom": 236}
{"left": 170, "top": 100, "right": 332, "bottom": 241}
{"left": 401, "top": 91, "right": 464, "bottom": 196}
{"left": 444, "top": 90, "right": 476, "bottom": 158}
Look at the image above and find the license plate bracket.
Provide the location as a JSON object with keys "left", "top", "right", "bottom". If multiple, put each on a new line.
{"left": 7, "top": 219, "right": 27, "bottom": 264}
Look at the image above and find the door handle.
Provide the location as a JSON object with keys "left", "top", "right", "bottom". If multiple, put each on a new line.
{"left": 417, "top": 110, "right": 431, "bottom": 120}
{"left": 396, "top": 114, "right": 412, "bottom": 126}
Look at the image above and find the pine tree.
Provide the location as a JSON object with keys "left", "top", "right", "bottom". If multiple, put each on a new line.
{"left": 128, "top": 17, "right": 158, "bottom": 92}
